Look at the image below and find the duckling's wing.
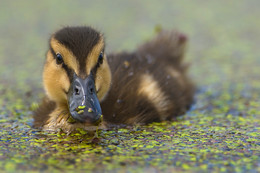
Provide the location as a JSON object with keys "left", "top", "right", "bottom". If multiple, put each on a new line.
{"left": 101, "top": 30, "right": 194, "bottom": 125}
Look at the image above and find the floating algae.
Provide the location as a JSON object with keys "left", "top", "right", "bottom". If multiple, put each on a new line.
{"left": 78, "top": 105, "right": 86, "bottom": 110}
{"left": 98, "top": 115, "right": 103, "bottom": 124}
{"left": 67, "top": 116, "right": 76, "bottom": 123}
{"left": 77, "top": 110, "right": 84, "bottom": 114}
{"left": 75, "top": 105, "right": 86, "bottom": 114}
{"left": 88, "top": 108, "right": 93, "bottom": 113}
{"left": 92, "top": 115, "right": 103, "bottom": 140}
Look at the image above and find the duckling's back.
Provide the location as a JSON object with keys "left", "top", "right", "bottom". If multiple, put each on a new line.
{"left": 101, "top": 30, "right": 195, "bottom": 124}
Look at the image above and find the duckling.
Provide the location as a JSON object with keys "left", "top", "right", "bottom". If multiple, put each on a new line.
{"left": 33, "top": 26, "right": 194, "bottom": 133}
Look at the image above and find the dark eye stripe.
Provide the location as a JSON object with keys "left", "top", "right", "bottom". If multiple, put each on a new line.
{"left": 91, "top": 51, "right": 104, "bottom": 76}
{"left": 62, "top": 63, "right": 74, "bottom": 82}
{"left": 50, "top": 47, "right": 56, "bottom": 59}
{"left": 49, "top": 46, "right": 73, "bottom": 82}
{"left": 62, "top": 88, "right": 69, "bottom": 95}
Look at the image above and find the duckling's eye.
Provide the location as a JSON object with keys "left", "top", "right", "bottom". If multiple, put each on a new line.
{"left": 56, "top": 53, "right": 63, "bottom": 64}
{"left": 98, "top": 52, "right": 103, "bottom": 65}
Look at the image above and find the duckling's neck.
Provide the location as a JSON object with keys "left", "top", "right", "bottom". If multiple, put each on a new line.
{"left": 42, "top": 102, "right": 104, "bottom": 133}
{"left": 42, "top": 105, "right": 70, "bottom": 132}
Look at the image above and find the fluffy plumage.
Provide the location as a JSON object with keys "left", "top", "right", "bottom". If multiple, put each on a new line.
{"left": 34, "top": 26, "right": 194, "bottom": 132}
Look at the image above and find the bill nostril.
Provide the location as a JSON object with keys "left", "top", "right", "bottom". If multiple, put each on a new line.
{"left": 75, "top": 87, "right": 80, "bottom": 95}
{"left": 89, "top": 87, "right": 94, "bottom": 94}
{"left": 88, "top": 81, "right": 95, "bottom": 94}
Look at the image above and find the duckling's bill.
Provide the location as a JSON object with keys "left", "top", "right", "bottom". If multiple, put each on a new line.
{"left": 68, "top": 73, "right": 102, "bottom": 124}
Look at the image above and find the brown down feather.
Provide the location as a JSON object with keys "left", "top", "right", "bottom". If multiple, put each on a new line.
{"left": 33, "top": 27, "right": 195, "bottom": 131}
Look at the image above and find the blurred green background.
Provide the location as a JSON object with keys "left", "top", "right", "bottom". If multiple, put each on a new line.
{"left": 0, "top": 0, "right": 259, "bottom": 172}
{"left": 1, "top": 0, "right": 259, "bottom": 89}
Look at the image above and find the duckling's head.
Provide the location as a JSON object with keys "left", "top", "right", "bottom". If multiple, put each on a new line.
{"left": 43, "top": 26, "right": 111, "bottom": 124}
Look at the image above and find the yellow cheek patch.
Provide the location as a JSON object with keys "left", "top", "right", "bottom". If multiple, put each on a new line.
{"left": 95, "top": 56, "right": 111, "bottom": 101}
{"left": 50, "top": 37, "right": 79, "bottom": 75}
{"left": 43, "top": 51, "right": 70, "bottom": 104}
